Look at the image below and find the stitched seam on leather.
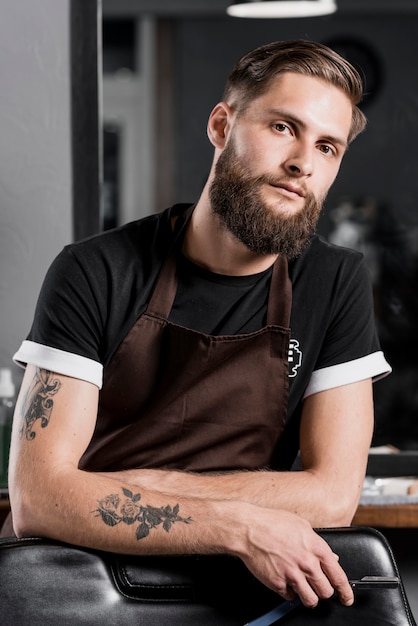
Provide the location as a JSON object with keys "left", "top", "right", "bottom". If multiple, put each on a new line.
{"left": 110, "top": 562, "right": 193, "bottom": 602}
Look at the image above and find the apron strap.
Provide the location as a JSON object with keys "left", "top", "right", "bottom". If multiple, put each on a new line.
{"left": 266, "top": 255, "right": 292, "bottom": 329}
{"left": 146, "top": 206, "right": 194, "bottom": 319}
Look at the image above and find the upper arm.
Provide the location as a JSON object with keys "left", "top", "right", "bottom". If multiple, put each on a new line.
{"left": 9, "top": 365, "right": 99, "bottom": 507}
{"left": 299, "top": 379, "right": 374, "bottom": 519}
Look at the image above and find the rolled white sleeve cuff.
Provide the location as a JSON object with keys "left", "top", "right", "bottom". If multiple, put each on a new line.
{"left": 13, "top": 340, "right": 103, "bottom": 389}
{"left": 304, "top": 351, "right": 391, "bottom": 398}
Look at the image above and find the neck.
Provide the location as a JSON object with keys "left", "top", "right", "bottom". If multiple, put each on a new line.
{"left": 181, "top": 189, "right": 278, "bottom": 276}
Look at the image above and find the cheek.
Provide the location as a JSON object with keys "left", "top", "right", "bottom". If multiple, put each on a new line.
{"left": 325, "top": 164, "right": 342, "bottom": 190}
{"left": 315, "top": 158, "right": 343, "bottom": 193}
{"left": 231, "top": 128, "right": 272, "bottom": 164}
{"left": 236, "top": 141, "right": 278, "bottom": 175}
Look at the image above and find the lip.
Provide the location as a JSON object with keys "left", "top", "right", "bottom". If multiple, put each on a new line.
{"left": 278, "top": 183, "right": 305, "bottom": 198}
{"left": 272, "top": 182, "right": 305, "bottom": 198}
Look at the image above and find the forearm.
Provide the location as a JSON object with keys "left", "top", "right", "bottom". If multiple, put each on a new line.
{"left": 104, "top": 467, "right": 352, "bottom": 528}
{"left": 11, "top": 464, "right": 240, "bottom": 556}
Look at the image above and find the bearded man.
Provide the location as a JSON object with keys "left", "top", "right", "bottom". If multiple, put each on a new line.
{"left": 4, "top": 40, "right": 390, "bottom": 616}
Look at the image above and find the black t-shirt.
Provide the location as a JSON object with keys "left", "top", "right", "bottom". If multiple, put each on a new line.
{"left": 171, "top": 254, "right": 271, "bottom": 335}
{"left": 14, "top": 204, "right": 390, "bottom": 466}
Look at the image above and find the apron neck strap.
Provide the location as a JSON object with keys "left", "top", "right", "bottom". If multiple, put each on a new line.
{"left": 267, "top": 255, "right": 292, "bottom": 328}
{"left": 146, "top": 206, "right": 194, "bottom": 318}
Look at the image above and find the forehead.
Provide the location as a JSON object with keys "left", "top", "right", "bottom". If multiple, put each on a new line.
{"left": 246, "top": 71, "right": 353, "bottom": 141}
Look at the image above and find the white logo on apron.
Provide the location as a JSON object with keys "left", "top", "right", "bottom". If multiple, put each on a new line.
{"left": 288, "top": 339, "right": 302, "bottom": 377}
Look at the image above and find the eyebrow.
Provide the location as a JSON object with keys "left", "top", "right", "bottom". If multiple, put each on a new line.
{"left": 265, "top": 108, "right": 349, "bottom": 151}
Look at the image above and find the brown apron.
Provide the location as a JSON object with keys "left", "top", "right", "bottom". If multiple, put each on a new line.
{"left": 80, "top": 207, "right": 292, "bottom": 473}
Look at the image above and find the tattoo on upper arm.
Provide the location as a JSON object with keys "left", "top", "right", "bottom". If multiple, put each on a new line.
{"left": 95, "top": 488, "right": 192, "bottom": 540}
{"left": 19, "top": 368, "right": 61, "bottom": 440}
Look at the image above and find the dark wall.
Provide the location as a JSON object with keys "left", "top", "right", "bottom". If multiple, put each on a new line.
{"left": 172, "top": 14, "right": 418, "bottom": 448}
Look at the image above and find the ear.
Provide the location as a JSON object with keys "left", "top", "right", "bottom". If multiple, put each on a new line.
{"left": 207, "top": 102, "right": 234, "bottom": 149}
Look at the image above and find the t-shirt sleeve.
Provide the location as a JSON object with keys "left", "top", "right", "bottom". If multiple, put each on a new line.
{"left": 14, "top": 341, "right": 103, "bottom": 388}
{"left": 13, "top": 245, "right": 107, "bottom": 387}
{"left": 303, "top": 252, "right": 391, "bottom": 397}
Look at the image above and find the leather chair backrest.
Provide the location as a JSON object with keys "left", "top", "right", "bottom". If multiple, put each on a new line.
{"left": 0, "top": 526, "right": 416, "bottom": 625}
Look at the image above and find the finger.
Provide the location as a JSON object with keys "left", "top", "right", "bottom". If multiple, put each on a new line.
{"left": 321, "top": 554, "right": 354, "bottom": 606}
{"left": 306, "top": 570, "right": 335, "bottom": 602}
{"left": 289, "top": 576, "right": 321, "bottom": 608}
{"left": 271, "top": 568, "right": 319, "bottom": 608}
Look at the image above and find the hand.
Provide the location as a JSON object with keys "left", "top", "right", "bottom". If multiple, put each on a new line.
{"left": 237, "top": 506, "right": 354, "bottom": 609}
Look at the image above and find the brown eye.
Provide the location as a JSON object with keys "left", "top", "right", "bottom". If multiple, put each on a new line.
{"left": 320, "top": 144, "right": 334, "bottom": 155}
{"left": 274, "top": 123, "right": 289, "bottom": 133}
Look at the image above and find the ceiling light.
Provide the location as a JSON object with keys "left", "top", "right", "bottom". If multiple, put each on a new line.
{"left": 227, "top": 0, "right": 337, "bottom": 18}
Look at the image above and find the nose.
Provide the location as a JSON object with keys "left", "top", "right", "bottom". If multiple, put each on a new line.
{"left": 284, "top": 143, "right": 313, "bottom": 178}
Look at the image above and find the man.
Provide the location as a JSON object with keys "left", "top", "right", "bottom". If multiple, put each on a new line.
{"left": 4, "top": 40, "right": 390, "bottom": 611}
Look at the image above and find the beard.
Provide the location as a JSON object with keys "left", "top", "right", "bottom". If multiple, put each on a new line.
{"left": 209, "top": 140, "right": 325, "bottom": 259}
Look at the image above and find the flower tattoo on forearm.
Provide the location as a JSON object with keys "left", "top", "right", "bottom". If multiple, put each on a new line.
{"left": 95, "top": 488, "right": 192, "bottom": 540}
{"left": 19, "top": 368, "right": 61, "bottom": 440}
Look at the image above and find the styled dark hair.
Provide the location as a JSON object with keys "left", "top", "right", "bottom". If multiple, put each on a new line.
{"left": 222, "top": 39, "right": 367, "bottom": 143}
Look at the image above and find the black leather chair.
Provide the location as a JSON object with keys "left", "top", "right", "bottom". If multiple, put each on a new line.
{"left": 0, "top": 527, "right": 416, "bottom": 625}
